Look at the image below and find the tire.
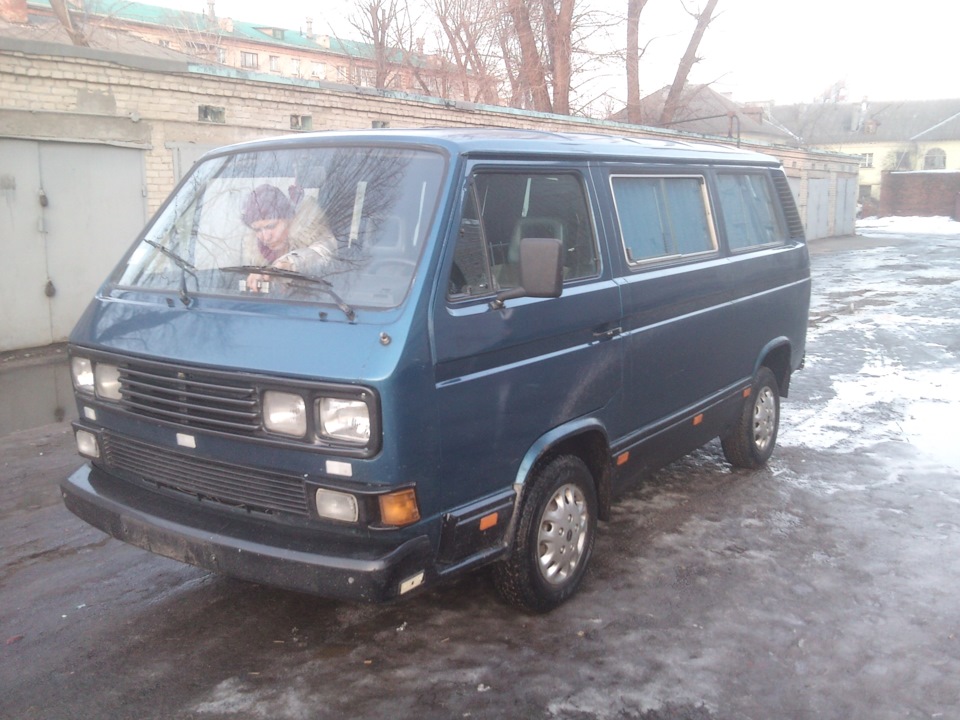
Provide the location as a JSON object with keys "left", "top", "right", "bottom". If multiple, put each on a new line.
{"left": 492, "top": 455, "right": 597, "bottom": 613}
{"left": 721, "top": 366, "right": 780, "bottom": 469}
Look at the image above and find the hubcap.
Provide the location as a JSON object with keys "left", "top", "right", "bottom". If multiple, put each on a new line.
{"left": 753, "top": 386, "right": 777, "bottom": 452}
{"left": 537, "top": 483, "right": 589, "bottom": 585}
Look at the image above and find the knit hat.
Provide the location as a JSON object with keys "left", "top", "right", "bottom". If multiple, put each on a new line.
{"left": 242, "top": 184, "right": 295, "bottom": 226}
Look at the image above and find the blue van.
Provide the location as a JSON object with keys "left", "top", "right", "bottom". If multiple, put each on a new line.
{"left": 62, "top": 129, "right": 810, "bottom": 612}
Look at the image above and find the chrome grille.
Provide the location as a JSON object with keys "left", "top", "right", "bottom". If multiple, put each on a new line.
{"left": 118, "top": 364, "right": 261, "bottom": 434}
{"left": 102, "top": 432, "right": 309, "bottom": 517}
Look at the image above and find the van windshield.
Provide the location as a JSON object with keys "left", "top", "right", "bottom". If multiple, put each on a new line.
{"left": 116, "top": 145, "right": 446, "bottom": 311}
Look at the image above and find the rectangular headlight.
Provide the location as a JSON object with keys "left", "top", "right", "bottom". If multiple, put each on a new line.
{"left": 263, "top": 390, "right": 307, "bottom": 437}
{"left": 94, "top": 363, "right": 122, "bottom": 401}
{"left": 317, "top": 397, "right": 370, "bottom": 444}
{"left": 71, "top": 357, "right": 94, "bottom": 394}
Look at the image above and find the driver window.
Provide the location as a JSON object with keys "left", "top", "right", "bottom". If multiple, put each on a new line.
{"left": 447, "top": 171, "right": 598, "bottom": 299}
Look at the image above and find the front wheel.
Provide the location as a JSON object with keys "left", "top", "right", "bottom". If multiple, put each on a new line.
{"left": 492, "top": 455, "right": 597, "bottom": 613}
{"left": 721, "top": 366, "right": 780, "bottom": 469}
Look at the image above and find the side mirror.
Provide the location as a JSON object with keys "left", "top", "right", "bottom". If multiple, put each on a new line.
{"left": 490, "top": 237, "right": 563, "bottom": 310}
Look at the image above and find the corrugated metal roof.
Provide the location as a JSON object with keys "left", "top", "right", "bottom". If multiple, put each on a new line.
{"left": 770, "top": 100, "right": 960, "bottom": 145}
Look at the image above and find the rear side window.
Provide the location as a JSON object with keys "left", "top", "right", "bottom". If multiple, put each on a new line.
{"left": 448, "top": 172, "right": 598, "bottom": 298}
{"left": 716, "top": 173, "right": 786, "bottom": 250}
{"left": 611, "top": 175, "right": 715, "bottom": 264}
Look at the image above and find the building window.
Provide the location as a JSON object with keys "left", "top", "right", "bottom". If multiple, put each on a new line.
{"left": 356, "top": 67, "right": 377, "bottom": 87}
{"left": 311, "top": 62, "right": 325, "bottom": 79}
{"left": 859, "top": 153, "right": 873, "bottom": 168}
{"left": 269, "top": 55, "right": 280, "bottom": 72}
{"left": 336, "top": 66, "right": 350, "bottom": 83}
{"left": 241, "top": 52, "right": 258, "bottom": 69}
{"left": 924, "top": 148, "right": 947, "bottom": 170}
{"left": 158, "top": 39, "right": 171, "bottom": 48}
{"left": 198, "top": 105, "right": 225, "bottom": 123}
{"left": 290, "top": 114, "right": 313, "bottom": 131}
{"left": 291, "top": 58, "right": 301, "bottom": 77}
{"left": 216, "top": 47, "right": 226, "bottom": 63}
{"left": 858, "top": 184, "right": 873, "bottom": 201}
{"left": 894, "top": 151, "right": 913, "bottom": 170}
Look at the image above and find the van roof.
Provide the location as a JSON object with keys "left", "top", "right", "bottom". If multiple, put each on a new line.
{"left": 214, "top": 127, "right": 781, "bottom": 167}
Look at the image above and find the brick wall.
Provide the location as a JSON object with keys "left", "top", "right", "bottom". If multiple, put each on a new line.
{"left": 1, "top": 38, "right": 859, "bottom": 224}
{"left": 879, "top": 171, "right": 960, "bottom": 218}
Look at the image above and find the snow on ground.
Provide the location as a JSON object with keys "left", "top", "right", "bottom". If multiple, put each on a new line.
{"left": 778, "top": 215, "right": 960, "bottom": 472}
{"left": 856, "top": 215, "right": 960, "bottom": 236}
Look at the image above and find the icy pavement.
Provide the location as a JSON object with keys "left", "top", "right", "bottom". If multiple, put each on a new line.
{"left": 782, "top": 217, "right": 960, "bottom": 475}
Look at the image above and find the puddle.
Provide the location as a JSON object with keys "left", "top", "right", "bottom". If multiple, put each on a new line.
{"left": 0, "top": 356, "right": 77, "bottom": 438}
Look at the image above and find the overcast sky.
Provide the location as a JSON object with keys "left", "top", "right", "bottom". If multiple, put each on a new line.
{"left": 139, "top": 0, "right": 959, "bottom": 106}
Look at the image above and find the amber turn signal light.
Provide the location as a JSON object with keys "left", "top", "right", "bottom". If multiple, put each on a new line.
{"left": 379, "top": 488, "right": 420, "bottom": 526}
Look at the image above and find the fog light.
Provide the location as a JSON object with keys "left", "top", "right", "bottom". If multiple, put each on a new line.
{"left": 379, "top": 488, "right": 420, "bottom": 527}
{"left": 315, "top": 488, "right": 359, "bottom": 523}
{"left": 75, "top": 429, "right": 100, "bottom": 459}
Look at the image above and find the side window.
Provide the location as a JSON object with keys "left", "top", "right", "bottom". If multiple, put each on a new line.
{"left": 611, "top": 175, "right": 714, "bottom": 264}
{"left": 447, "top": 171, "right": 598, "bottom": 299}
{"left": 716, "top": 173, "right": 786, "bottom": 251}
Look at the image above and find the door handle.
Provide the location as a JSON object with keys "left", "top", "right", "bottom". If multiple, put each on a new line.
{"left": 593, "top": 326, "right": 622, "bottom": 340}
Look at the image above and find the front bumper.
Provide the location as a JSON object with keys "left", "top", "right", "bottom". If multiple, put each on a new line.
{"left": 60, "top": 464, "right": 434, "bottom": 602}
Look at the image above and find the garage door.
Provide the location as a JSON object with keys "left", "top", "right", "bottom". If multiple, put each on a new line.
{"left": 0, "top": 140, "right": 146, "bottom": 351}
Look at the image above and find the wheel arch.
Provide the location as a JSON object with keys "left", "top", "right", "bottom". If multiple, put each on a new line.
{"left": 756, "top": 338, "right": 793, "bottom": 397}
{"left": 513, "top": 418, "right": 612, "bottom": 522}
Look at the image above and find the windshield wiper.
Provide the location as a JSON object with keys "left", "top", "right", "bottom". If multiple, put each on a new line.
{"left": 144, "top": 239, "right": 197, "bottom": 307}
{"left": 220, "top": 265, "right": 357, "bottom": 322}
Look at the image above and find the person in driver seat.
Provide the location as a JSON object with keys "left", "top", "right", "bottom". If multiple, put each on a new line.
{"left": 241, "top": 183, "right": 336, "bottom": 292}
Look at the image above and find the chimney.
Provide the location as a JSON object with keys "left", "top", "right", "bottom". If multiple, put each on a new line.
{"left": 305, "top": 17, "right": 313, "bottom": 39}
{"left": 0, "top": 0, "right": 29, "bottom": 24}
{"left": 207, "top": 0, "right": 215, "bottom": 19}
{"left": 218, "top": 16, "right": 233, "bottom": 33}
{"left": 742, "top": 105, "right": 765, "bottom": 124}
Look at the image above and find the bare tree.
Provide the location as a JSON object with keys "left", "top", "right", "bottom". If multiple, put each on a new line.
{"left": 428, "top": 0, "right": 502, "bottom": 103}
{"left": 506, "top": 0, "right": 553, "bottom": 112}
{"left": 624, "top": 0, "right": 652, "bottom": 124}
{"left": 50, "top": 0, "right": 89, "bottom": 46}
{"left": 348, "top": 0, "right": 405, "bottom": 89}
{"left": 658, "top": 0, "right": 720, "bottom": 126}
{"left": 540, "top": 0, "right": 575, "bottom": 114}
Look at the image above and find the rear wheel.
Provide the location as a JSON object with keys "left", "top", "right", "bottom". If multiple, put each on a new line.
{"left": 721, "top": 366, "right": 780, "bottom": 469}
{"left": 493, "top": 455, "right": 597, "bottom": 613}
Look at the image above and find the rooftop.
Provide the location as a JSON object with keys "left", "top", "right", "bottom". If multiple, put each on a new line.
{"left": 770, "top": 99, "right": 960, "bottom": 145}
{"left": 25, "top": 0, "right": 413, "bottom": 63}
